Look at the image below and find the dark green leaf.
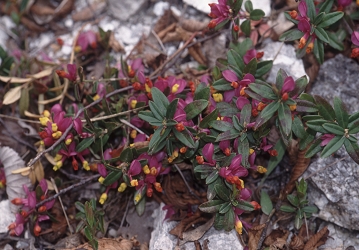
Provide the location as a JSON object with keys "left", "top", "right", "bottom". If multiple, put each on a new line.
{"left": 248, "top": 82, "right": 276, "bottom": 100}
{"left": 184, "top": 100, "right": 208, "bottom": 120}
{"left": 313, "top": 12, "right": 325, "bottom": 25}
{"left": 138, "top": 111, "right": 162, "bottom": 125}
{"left": 240, "top": 19, "right": 251, "bottom": 37}
{"left": 238, "top": 38, "right": 253, "bottom": 56}
{"left": 349, "top": 121, "right": 359, "bottom": 134}
{"left": 294, "top": 212, "right": 303, "bottom": 230}
{"left": 313, "top": 39, "right": 324, "bottom": 64}
{"left": 317, "top": 12, "right": 344, "bottom": 28}
{"left": 200, "top": 109, "right": 219, "bottom": 129}
{"left": 327, "top": 32, "right": 344, "bottom": 51}
{"left": 238, "top": 138, "right": 250, "bottom": 167}
{"left": 227, "top": 49, "right": 244, "bottom": 74}
{"left": 76, "top": 137, "right": 95, "bottom": 152}
{"left": 261, "top": 139, "right": 285, "bottom": 184}
{"left": 255, "top": 101, "right": 281, "bottom": 129}
{"left": 216, "top": 102, "right": 239, "bottom": 117}
{"left": 318, "top": 0, "right": 334, "bottom": 13}
{"left": 255, "top": 60, "right": 273, "bottom": 78}
{"left": 323, "top": 123, "right": 344, "bottom": 135}
{"left": 173, "top": 128, "right": 195, "bottom": 148}
{"left": 245, "top": 0, "right": 253, "bottom": 12}
{"left": 306, "top": 119, "right": 328, "bottom": 134}
{"left": 287, "top": 194, "right": 299, "bottom": 207}
{"left": 305, "top": 138, "right": 322, "bottom": 158}
{"left": 302, "top": 206, "right": 318, "bottom": 214}
{"left": 280, "top": 205, "right": 296, "bottom": 213}
{"left": 260, "top": 190, "right": 273, "bottom": 215}
{"left": 344, "top": 139, "right": 359, "bottom": 164}
{"left": 333, "top": 97, "right": 348, "bottom": 128}
{"left": 240, "top": 104, "right": 252, "bottom": 126}
{"left": 236, "top": 200, "right": 254, "bottom": 211}
{"left": 314, "top": 27, "right": 329, "bottom": 43}
{"left": 284, "top": 11, "right": 299, "bottom": 24}
{"left": 233, "top": 0, "right": 243, "bottom": 13}
{"left": 135, "top": 195, "right": 146, "bottom": 216}
{"left": 119, "top": 147, "right": 133, "bottom": 162}
{"left": 213, "top": 78, "right": 233, "bottom": 91}
{"left": 232, "top": 115, "right": 243, "bottom": 131}
{"left": 85, "top": 204, "right": 95, "bottom": 228}
{"left": 149, "top": 101, "right": 164, "bottom": 120}
{"left": 215, "top": 184, "right": 231, "bottom": 201}
{"left": 219, "top": 202, "right": 232, "bottom": 214}
{"left": 278, "top": 103, "right": 292, "bottom": 136}
{"left": 223, "top": 208, "right": 235, "bottom": 231}
{"left": 296, "top": 99, "right": 318, "bottom": 113}
{"left": 166, "top": 98, "right": 179, "bottom": 119}
{"left": 209, "top": 120, "right": 234, "bottom": 132}
{"left": 279, "top": 29, "right": 304, "bottom": 42}
{"left": 314, "top": 95, "right": 335, "bottom": 121}
{"left": 194, "top": 86, "right": 210, "bottom": 101}
{"left": 148, "top": 127, "right": 168, "bottom": 154}
{"left": 216, "top": 129, "right": 241, "bottom": 142}
{"left": 75, "top": 201, "right": 85, "bottom": 213}
{"left": 321, "top": 135, "right": 345, "bottom": 158}
{"left": 243, "top": 58, "right": 257, "bottom": 75}
{"left": 292, "top": 116, "right": 307, "bottom": 139}
{"left": 151, "top": 87, "right": 169, "bottom": 111}
{"left": 199, "top": 200, "right": 225, "bottom": 213}
{"left": 84, "top": 226, "right": 93, "bottom": 241}
{"left": 103, "top": 171, "right": 123, "bottom": 186}
{"left": 305, "top": 0, "right": 316, "bottom": 20}
{"left": 250, "top": 9, "right": 265, "bottom": 21}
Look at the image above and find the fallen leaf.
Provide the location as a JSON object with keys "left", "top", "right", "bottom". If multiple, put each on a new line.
{"left": 179, "top": 18, "right": 209, "bottom": 32}
{"left": 180, "top": 216, "right": 215, "bottom": 244}
{"left": 170, "top": 209, "right": 204, "bottom": 238}
{"left": 248, "top": 224, "right": 266, "bottom": 250}
{"left": 72, "top": 1, "right": 106, "bottom": 21}
{"left": 303, "top": 226, "right": 329, "bottom": 250}
{"left": 264, "top": 228, "right": 289, "bottom": 249}
{"left": 20, "top": 16, "right": 46, "bottom": 32}
{"left": 30, "top": 2, "right": 55, "bottom": 16}
{"left": 54, "top": 0, "right": 75, "bottom": 18}
{"left": 0, "top": 146, "right": 32, "bottom": 213}
{"left": 109, "top": 31, "right": 125, "bottom": 53}
{"left": 289, "top": 235, "right": 305, "bottom": 250}
{"left": 0, "top": 67, "right": 54, "bottom": 84}
{"left": 70, "top": 238, "right": 134, "bottom": 250}
{"left": 3, "top": 86, "right": 23, "bottom": 105}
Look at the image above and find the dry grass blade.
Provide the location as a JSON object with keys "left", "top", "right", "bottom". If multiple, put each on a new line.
{"left": 303, "top": 226, "right": 329, "bottom": 250}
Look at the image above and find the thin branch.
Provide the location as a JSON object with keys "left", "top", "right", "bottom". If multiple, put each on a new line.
{"left": 119, "top": 118, "right": 149, "bottom": 138}
{"left": 36, "top": 174, "right": 100, "bottom": 208}
{"left": 82, "top": 106, "right": 147, "bottom": 123}
{"left": 173, "top": 164, "right": 202, "bottom": 203}
{"left": 27, "top": 86, "right": 133, "bottom": 168}
{"left": 0, "top": 114, "right": 40, "bottom": 124}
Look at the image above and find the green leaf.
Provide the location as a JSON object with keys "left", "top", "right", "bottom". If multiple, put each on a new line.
{"left": 227, "top": 49, "right": 244, "bottom": 74}
{"left": 314, "top": 27, "right": 329, "bottom": 43}
{"left": 216, "top": 102, "right": 239, "bottom": 117}
{"left": 344, "top": 139, "right": 359, "bottom": 164}
{"left": 305, "top": 0, "right": 316, "bottom": 21}
{"left": 313, "top": 12, "right": 325, "bottom": 26}
{"left": 238, "top": 138, "right": 250, "bottom": 167}
{"left": 287, "top": 194, "right": 299, "bottom": 207}
{"left": 261, "top": 139, "right": 285, "bottom": 184}
{"left": 119, "top": 147, "right": 133, "bottom": 162}
{"left": 184, "top": 100, "right": 208, "bottom": 120}
{"left": 278, "top": 103, "right": 292, "bottom": 136}
{"left": 314, "top": 95, "right": 335, "bottom": 121}
{"left": 135, "top": 195, "right": 146, "bottom": 216}
{"left": 317, "top": 12, "right": 344, "bottom": 28}
{"left": 313, "top": 39, "right": 324, "bottom": 64}
{"left": 243, "top": 58, "right": 257, "bottom": 75}
{"left": 173, "top": 128, "right": 195, "bottom": 148}
{"left": 149, "top": 101, "right": 164, "bottom": 120}
{"left": 200, "top": 109, "right": 219, "bottom": 129}
{"left": 244, "top": 0, "right": 253, "bottom": 12}
{"left": 238, "top": 38, "right": 253, "bottom": 56}
{"left": 232, "top": 115, "right": 243, "bottom": 131}
{"left": 166, "top": 98, "right": 179, "bottom": 119}
{"left": 250, "top": 9, "right": 265, "bottom": 21}
{"left": 327, "top": 32, "right": 344, "bottom": 51}
{"left": 321, "top": 135, "right": 345, "bottom": 158}
{"left": 233, "top": 0, "right": 243, "bottom": 13}
{"left": 333, "top": 97, "right": 348, "bottom": 128}
{"left": 305, "top": 138, "right": 323, "bottom": 158}
{"left": 138, "top": 111, "right": 162, "bottom": 125}
{"left": 206, "top": 170, "right": 219, "bottom": 184}
{"left": 255, "top": 60, "right": 273, "bottom": 78}
{"left": 306, "top": 119, "right": 328, "bottom": 134}
{"left": 236, "top": 200, "right": 254, "bottom": 211}
{"left": 151, "top": 87, "right": 169, "bottom": 112}
{"left": 280, "top": 205, "right": 296, "bottom": 213}
{"left": 215, "top": 184, "right": 231, "bottom": 201}
{"left": 216, "top": 129, "right": 241, "bottom": 142}
{"left": 302, "top": 206, "right": 318, "bottom": 214}
{"left": 296, "top": 99, "right": 318, "bottom": 113}
{"left": 318, "top": 0, "right": 334, "bottom": 13}
{"left": 292, "top": 116, "right": 307, "bottom": 139}
{"left": 209, "top": 120, "right": 234, "bottom": 132}
{"left": 75, "top": 201, "right": 85, "bottom": 213}
{"left": 199, "top": 200, "right": 225, "bottom": 213}
{"left": 219, "top": 202, "right": 232, "bottom": 214}
{"left": 240, "top": 104, "right": 252, "bottom": 126}
{"left": 260, "top": 190, "right": 273, "bottom": 215}
{"left": 294, "top": 212, "right": 303, "bottom": 230}
{"left": 240, "top": 19, "right": 251, "bottom": 37}
{"left": 322, "top": 123, "right": 344, "bottom": 135}
{"left": 248, "top": 82, "right": 276, "bottom": 100}
{"left": 76, "top": 137, "right": 95, "bottom": 153}
{"left": 84, "top": 226, "right": 93, "bottom": 241}
{"left": 85, "top": 204, "right": 95, "bottom": 228}
{"left": 148, "top": 127, "right": 168, "bottom": 154}
{"left": 284, "top": 11, "right": 299, "bottom": 24}
{"left": 194, "top": 86, "right": 210, "bottom": 101}
{"left": 279, "top": 29, "right": 304, "bottom": 42}
{"left": 103, "top": 171, "right": 123, "bottom": 186}
{"left": 275, "top": 68, "right": 287, "bottom": 90}
{"left": 213, "top": 78, "right": 233, "bottom": 91}
{"left": 223, "top": 208, "right": 235, "bottom": 231}
{"left": 255, "top": 101, "right": 281, "bottom": 129}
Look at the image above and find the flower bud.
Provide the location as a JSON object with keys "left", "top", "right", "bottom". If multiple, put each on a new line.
{"left": 208, "top": 20, "right": 217, "bottom": 29}
{"left": 34, "top": 224, "right": 41, "bottom": 236}
{"left": 281, "top": 92, "right": 289, "bottom": 101}
{"left": 289, "top": 10, "right": 297, "bottom": 19}
{"left": 196, "top": 156, "right": 204, "bottom": 164}
{"left": 11, "top": 198, "right": 23, "bottom": 205}
{"left": 99, "top": 193, "right": 108, "bottom": 205}
{"left": 233, "top": 25, "right": 240, "bottom": 32}
{"left": 38, "top": 205, "right": 47, "bottom": 213}
{"left": 132, "top": 82, "right": 142, "bottom": 91}
{"left": 118, "top": 182, "right": 127, "bottom": 192}
{"left": 130, "top": 179, "right": 139, "bottom": 187}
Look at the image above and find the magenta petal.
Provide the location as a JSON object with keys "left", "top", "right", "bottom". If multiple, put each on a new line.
{"left": 39, "top": 179, "right": 48, "bottom": 193}
{"left": 14, "top": 223, "right": 24, "bottom": 236}
{"left": 129, "top": 160, "right": 141, "bottom": 176}
{"left": 236, "top": 97, "right": 250, "bottom": 110}
{"left": 298, "top": 1, "right": 307, "bottom": 17}
{"left": 45, "top": 199, "right": 55, "bottom": 210}
{"left": 38, "top": 214, "right": 50, "bottom": 222}
{"left": 219, "top": 140, "right": 230, "bottom": 152}
{"left": 97, "top": 163, "right": 108, "bottom": 177}
{"left": 240, "top": 188, "right": 252, "bottom": 200}
{"left": 298, "top": 19, "right": 310, "bottom": 33}
{"left": 282, "top": 76, "right": 295, "bottom": 93}
{"left": 67, "top": 64, "right": 77, "bottom": 81}
{"left": 73, "top": 118, "right": 83, "bottom": 134}
{"left": 28, "top": 191, "right": 37, "bottom": 209}
{"left": 203, "top": 143, "right": 214, "bottom": 163}
{"left": 137, "top": 71, "right": 145, "bottom": 83}
{"left": 230, "top": 155, "right": 242, "bottom": 168}
{"left": 219, "top": 167, "right": 227, "bottom": 178}
{"left": 51, "top": 104, "right": 63, "bottom": 114}
{"left": 249, "top": 152, "right": 256, "bottom": 166}
{"left": 224, "top": 90, "right": 235, "bottom": 103}
{"left": 222, "top": 70, "right": 239, "bottom": 82}
{"left": 243, "top": 49, "right": 257, "bottom": 64}
{"left": 131, "top": 58, "right": 143, "bottom": 70}
{"left": 243, "top": 73, "right": 255, "bottom": 83}
{"left": 351, "top": 31, "right": 359, "bottom": 46}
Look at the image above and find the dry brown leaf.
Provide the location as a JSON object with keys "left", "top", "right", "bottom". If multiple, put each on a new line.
{"left": 53, "top": 233, "right": 82, "bottom": 249}
{"left": 161, "top": 26, "right": 190, "bottom": 43}
{"left": 303, "top": 226, "right": 329, "bottom": 250}
{"left": 72, "top": 1, "right": 106, "bottom": 21}
{"left": 154, "top": 9, "right": 177, "bottom": 34}
{"left": 303, "top": 53, "right": 319, "bottom": 90}
{"left": 170, "top": 209, "right": 203, "bottom": 238}
{"left": 188, "top": 44, "right": 207, "bottom": 66}
{"left": 180, "top": 216, "right": 214, "bottom": 245}
{"left": 289, "top": 235, "right": 305, "bottom": 250}
{"left": 41, "top": 201, "right": 68, "bottom": 243}
{"left": 287, "top": 139, "right": 299, "bottom": 165}
{"left": 70, "top": 238, "right": 134, "bottom": 250}
{"left": 3, "top": 86, "right": 22, "bottom": 105}
{"left": 248, "top": 224, "right": 266, "bottom": 250}
{"left": 180, "top": 19, "right": 208, "bottom": 32}
{"left": 264, "top": 229, "right": 289, "bottom": 247}
{"left": 30, "top": 3, "right": 55, "bottom": 16}
{"left": 20, "top": 16, "right": 46, "bottom": 32}
{"left": 282, "top": 146, "right": 311, "bottom": 197}
{"left": 109, "top": 32, "right": 125, "bottom": 53}
{"left": 0, "top": 67, "right": 54, "bottom": 84}
{"left": 54, "top": 0, "right": 75, "bottom": 18}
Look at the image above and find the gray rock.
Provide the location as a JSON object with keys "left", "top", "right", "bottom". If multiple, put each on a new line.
{"left": 108, "top": 0, "right": 148, "bottom": 21}
{"left": 149, "top": 203, "right": 243, "bottom": 250}
{"left": 261, "top": 41, "right": 307, "bottom": 83}
{"left": 318, "top": 222, "right": 359, "bottom": 249}
{"left": 304, "top": 54, "right": 359, "bottom": 231}
{"left": 0, "top": 200, "right": 15, "bottom": 234}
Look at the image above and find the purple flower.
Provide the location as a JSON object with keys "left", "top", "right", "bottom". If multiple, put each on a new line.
{"left": 208, "top": 0, "right": 231, "bottom": 28}
{"left": 320, "top": 134, "right": 335, "bottom": 146}
{"left": 219, "top": 155, "right": 248, "bottom": 179}
{"left": 351, "top": 31, "right": 359, "bottom": 46}
{"left": 77, "top": 31, "right": 97, "bottom": 51}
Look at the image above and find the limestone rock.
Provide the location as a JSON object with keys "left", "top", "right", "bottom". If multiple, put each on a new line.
{"left": 108, "top": 0, "right": 147, "bottom": 21}
{"left": 304, "top": 54, "right": 359, "bottom": 231}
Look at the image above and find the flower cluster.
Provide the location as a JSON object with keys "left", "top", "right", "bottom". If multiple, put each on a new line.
{"left": 9, "top": 180, "right": 54, "bottom": 236}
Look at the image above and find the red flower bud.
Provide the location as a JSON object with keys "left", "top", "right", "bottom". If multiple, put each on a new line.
{"left": 224, "top": 148, "right": 231, "bottom": 156}
{"left": 268, "top": 149, "right": 278, "bottom": 157}
{"left": 175, "top": 123, "right": 185, "bottom": 132}
{"left": 56, "top": 70, "right": 67, "bottom": 78}
{"left": 289, "top": 10, "right": 298, "bottom": 19}
{"left": 132, "top": 82, "right": 142, "bottom": 91}
{"left": 38, "top": 205, "right": 47, "bottom": 213}
{"left": 251, "top": 108, "right": 258, "bottom": 117}
{"left": 146, "top": 187, "right": 153, "bottom": 197}
{"left": 351, "top": 48, "right": 359, "bottom": 58}
{"left": 196, "top": 156, "right": 204, "bottom": 165}
{"left": 11, "top": 198, "right": 22, "bottom": 205}
{"left": 256, "top": 51, "right": 264, "bottom": 60}
{"left": 34, "top": 224, "right": 41, "bottom": 236}
{"left": 231, "top": 81, "right": 239, "bottom": 89}
{"left": 128, "top": 69, "right": 135, "bottom": 78}
{"left": 233, "top": 25, "right": 240, "bottom": 32}
{"left": 208, "top": 20, "right": 217, "bottom": 29}
{"left": 251, "top": 201, "right": 261, "bottom": 210}
{"left": 56, "top": 38, "right": 64, "bottom": 46}
{"left": 119, "top": 79, "right": 128, "bottom": 87}
{"left": 282, "top": 92, "right": 289, "bottom": 101}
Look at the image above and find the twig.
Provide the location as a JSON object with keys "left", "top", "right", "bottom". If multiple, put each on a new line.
{"left": 120, "top": 195, "right": 132, "bottom": 228}
{"left": 36, "top": 174, "right": 100, "bottom": 208}
{"left": 151, "top": 30, "right": 166, "bottom": 53}
{"left": 149, "top": 32, "right": 198, "bottom": 79}
{"left": 51, "top": 178, "right": 73, "bottom": 234}
{"left": 256, "top": 208, "right": 276, "bottom": 250}
{"left": 173, "top": 164, "right": 202, "bottom": 203}
{"left": 304, "top": 156, "right": 347, "bottom": 180}
{"left": 0, "top": 114, "right": 40, "bottom": 124}
{"left": 82, "top": 106, "right": 147, "bottom": 123}
{"left": 273, "top": 42, "right": 284, "bottom": 63}
{"left": 119, "top": 118, "right": 149, "bottom": 138}
{"left": 27, "top": 86, "right": 133, "bottom": 168}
